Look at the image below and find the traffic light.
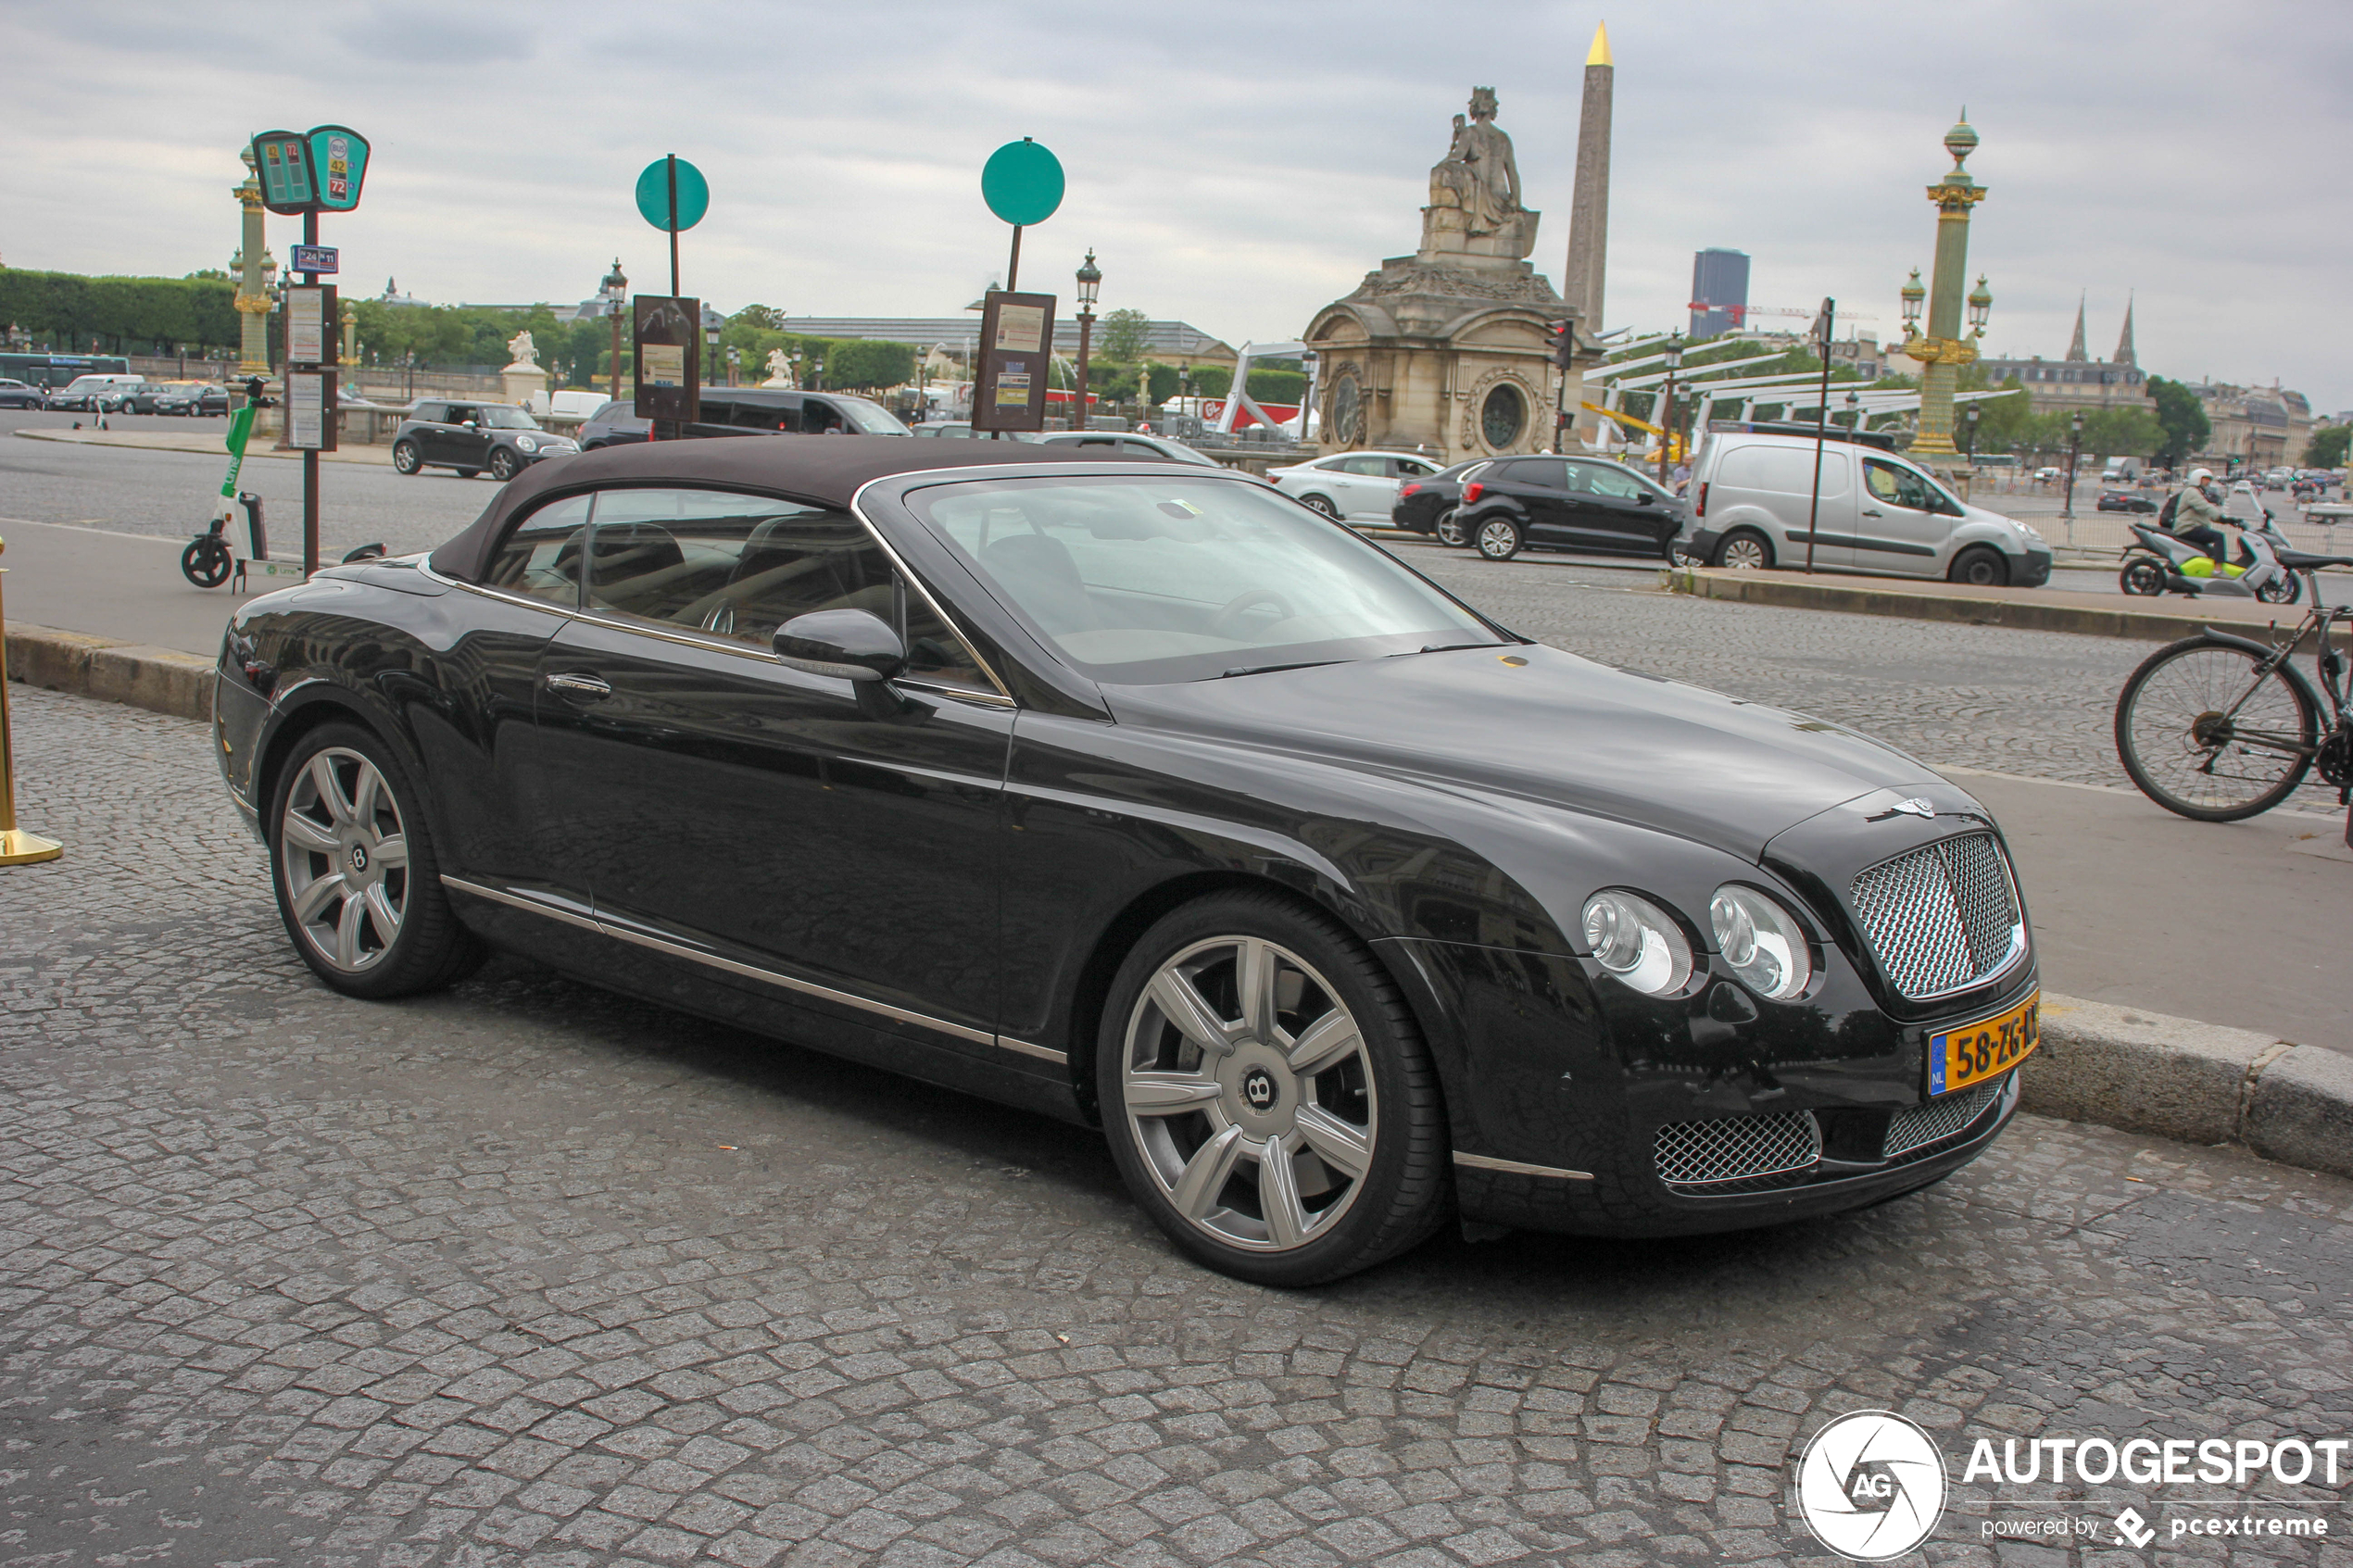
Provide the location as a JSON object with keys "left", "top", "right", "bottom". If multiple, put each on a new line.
{"left": 1548, "top": 320, "right": 1576, "bottom": 369}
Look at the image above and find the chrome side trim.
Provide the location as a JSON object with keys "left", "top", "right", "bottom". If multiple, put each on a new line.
{"left": 443, "top": 875, "right": 603, "bottom": 935}
{"left": 440, "top": 874, "right": 1063, "bottom": 1064}
{"left": 1452, "top": 1152, "right": 1596, "bottom": 1181}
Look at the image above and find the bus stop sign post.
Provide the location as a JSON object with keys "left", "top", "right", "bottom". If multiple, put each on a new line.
{"left": 977, "top": 140, "right": 1064, "bottom": 440}
{"left": 633, "top": 156, "right": 710, "bottom": 440}
{"left": 251, "top": 125, "right": 371, "bottom": 576}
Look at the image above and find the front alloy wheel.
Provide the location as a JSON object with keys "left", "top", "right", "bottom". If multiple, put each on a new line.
{"left": 489, "top": 447, "right": 521, "bottom": 481}
{"left": 1101, "top": 893, "right": 1448, "bottom": 1286}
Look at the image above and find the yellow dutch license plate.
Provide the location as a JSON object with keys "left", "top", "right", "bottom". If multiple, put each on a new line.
{"left": 1928, "top": 991, "right": 2039, "bottom": 1097}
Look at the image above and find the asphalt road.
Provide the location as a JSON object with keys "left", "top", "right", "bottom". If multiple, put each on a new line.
{"left": 3, "top": 684, "right": 2349, "bottom": 1568}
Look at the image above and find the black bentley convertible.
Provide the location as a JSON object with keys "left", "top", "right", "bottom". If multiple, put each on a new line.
{"left": 214, "top": 437, "right": 2039, "bottom": 1285}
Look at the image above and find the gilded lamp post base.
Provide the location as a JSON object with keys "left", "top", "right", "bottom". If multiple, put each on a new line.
{"left": 0, "top": 829, "right": 63, "bottom": 867}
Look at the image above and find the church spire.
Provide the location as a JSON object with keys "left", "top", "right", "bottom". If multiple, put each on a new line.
{"left": 2066, "top": 294, "right": 2087, "bottom": 361}
{"left": 2112, "top": 293, "right": 2136, "bottom": 367}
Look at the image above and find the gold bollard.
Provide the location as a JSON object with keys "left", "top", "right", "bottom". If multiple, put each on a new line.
{"left": 0, "top": 535, "right": 66, "bottom": 866}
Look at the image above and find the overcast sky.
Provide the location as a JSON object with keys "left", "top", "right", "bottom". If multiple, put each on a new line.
{"left": 7, "top": 2, "right": 2347, "bottom": 408}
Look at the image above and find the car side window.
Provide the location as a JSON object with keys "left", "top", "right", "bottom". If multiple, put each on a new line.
{"left": 1502, "top": 458, "right": 1567, "bottom": 488}
{"left": 447, "top": 405, "right": 478, "bottom": 426}
{"left": 481, "top": 494, "right": 591, "bottom": 607}
{"left": 1340, "top": 455, "right": 1389, "bottom": 477}
{"left": 579, "top": 488, "right": 996, "bottom": 691}
{"left": 1568, "top": 461, "right": 1649, "bottom": 500}
{"left": 1864, "top": 458, "right": 1948, "bottom": 513}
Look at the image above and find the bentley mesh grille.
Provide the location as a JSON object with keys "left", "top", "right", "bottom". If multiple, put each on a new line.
{"left": 1849, "top": 833, "right": 2023, "bottom": 1001}
{"left": 1883, "top": 1073, "right": 2006, "bottom": 1160}
{"left": 1654, "top": 1110, "right": 1822, "bottom": 1188}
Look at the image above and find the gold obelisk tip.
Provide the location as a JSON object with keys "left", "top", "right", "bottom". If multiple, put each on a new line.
{"left": 1587, "top": 20, "right": 1612, "bottom": 67}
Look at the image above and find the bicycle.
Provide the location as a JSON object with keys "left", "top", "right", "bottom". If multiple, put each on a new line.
{"left": 2113, "top": 547, "right": 2353, "bottom": 834}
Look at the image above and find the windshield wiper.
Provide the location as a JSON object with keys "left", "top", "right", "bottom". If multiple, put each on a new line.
{"left": 1393, "top": 641, "right": 1505, "bottom": 657}
{"left": 1214, "top": 659, "right": 1347, "bottom": 680}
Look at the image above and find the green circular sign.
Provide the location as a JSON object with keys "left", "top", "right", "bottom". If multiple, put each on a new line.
{"left": 981, "top": 139, "right": 1063, "bottom": 227}
{"left": 635, "top": 157, "right": 710, "bottom": 232}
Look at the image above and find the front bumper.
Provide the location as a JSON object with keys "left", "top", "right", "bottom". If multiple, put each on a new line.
{"left": 2015, "top": 546, "right": 2053, "bottom": 587}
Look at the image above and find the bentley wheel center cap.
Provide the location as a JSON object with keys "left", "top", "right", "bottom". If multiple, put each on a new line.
{"left": 1241, "top": 1067, "right": 1277, "bottom": 1111}
{"left": 346, "top": 843, "right": 370, "bottom": 874}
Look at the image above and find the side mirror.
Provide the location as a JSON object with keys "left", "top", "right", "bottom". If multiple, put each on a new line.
{"left": 774, "top": 608, "right": 905, "bottom": 684}
{"left": 1635, "top": 491, "right": 1654, "bottom": 505}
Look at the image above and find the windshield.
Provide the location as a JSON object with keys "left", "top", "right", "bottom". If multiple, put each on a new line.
{"left": 907, "top": 474, "right": 1502, "bottom": 684}
{"left": 482, "top": 407, "right": 541, "bottom": 430}
{"left": 831, "top": 395, "right": 912, "bottom": 435}
{"left": 62, "top": 377, "right": 112, "bottom": 392}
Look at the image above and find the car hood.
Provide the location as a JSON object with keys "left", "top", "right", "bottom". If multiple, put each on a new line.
{"left": 1101, "top": 644, "right": 1947, "bottom": 862}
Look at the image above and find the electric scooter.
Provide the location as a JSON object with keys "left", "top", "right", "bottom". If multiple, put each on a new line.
{"left": 2118, "top": 512, "right": 2302, "bottom": 605}
{"left": 179, "top": 396, "right": 383, "bottom": 589}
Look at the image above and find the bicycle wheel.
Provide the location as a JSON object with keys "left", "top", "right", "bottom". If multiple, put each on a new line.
{"left": 2114, "top": 636, "right": 2317, "bottom": 821}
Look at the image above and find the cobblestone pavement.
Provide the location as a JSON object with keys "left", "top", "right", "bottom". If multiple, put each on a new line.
{"left": 6, "top": 685, "right": 2353, "bottom": 1567}
{"left": 1403, "top": 547, "right": 2345, "bottom": 808}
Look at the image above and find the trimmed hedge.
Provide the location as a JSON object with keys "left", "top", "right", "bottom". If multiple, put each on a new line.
{"left": 0, "top": 268, "right": 241, "bottom": 356}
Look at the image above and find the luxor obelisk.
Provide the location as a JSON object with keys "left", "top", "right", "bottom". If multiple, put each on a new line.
{"left": 1561, "top": 21, "right": 1613, "bottom": 445}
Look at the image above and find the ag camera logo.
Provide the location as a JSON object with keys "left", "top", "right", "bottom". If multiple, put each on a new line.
{"left": 1796, "top": 1411, "right": 1948, "bottom": 1561}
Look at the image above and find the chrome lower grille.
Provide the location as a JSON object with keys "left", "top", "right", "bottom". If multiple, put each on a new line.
{"left": 1849, "top": 833, "right": 2024, "bottom": 1001}
{"left": 1654, "top": 1110, "right": 1821, "bottom": 1188}
{"left": 1883, "top": 1073, "right": 2006, "bottom": 1159}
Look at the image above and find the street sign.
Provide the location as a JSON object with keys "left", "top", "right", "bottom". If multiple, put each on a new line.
{"left": 635, "top": 157, "right": 710, "bottom": 232}
{"left": 291, "top": 245, "right": 338, "bottom": 275}
{"left": 251, "top": 126, "right": 371, "bottom": 215}
{"left": 284, "top": 285, "right": 336, "bottom": 366}
{"left": 981, "top": 140, "right": 1063, "bottom": 227}
{"left": 632, "top": 295, "right": 701, "bottom": 427}
{"left": 308, "top": 126, "right": 370, "bottom": 212}
{"left": 970, "top": 290, "right": 1056, "bottom": 433}
{"left": 285, "top": 369, "right": 338, "bottom": 452}
{"left": 252, "top": 130, "right": 318, "bottom": 214}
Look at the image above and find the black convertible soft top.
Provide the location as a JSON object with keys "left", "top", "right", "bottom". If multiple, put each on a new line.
{"left": 426, "top": 433, "right": 1107, "bottom": 583}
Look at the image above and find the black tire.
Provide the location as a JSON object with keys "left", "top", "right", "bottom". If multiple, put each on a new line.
{"left": 1474, "top": 516, "right": 1523, "bottom": 561}
{"left": 2256, "top": 571, "right": 2302, "bottom": 605}
{"left": 1433, "top": 509, "right": 1469, "bottom": 548}
{"left": 1713, "top": 528, "right": 1773, "bottom": 571}
{"left": 2119, "top": 558, "right": 2167, "bottom": 596}
{"left": 1302, "top": 495, "right": 1341, "bottom": 520}
{"left": 181, "top": 535, "right": 233, "bottom": 589}
{"left": 268, "top": 722, "right": 487, "bottom": 998}
{"left": 2114, "top": 637, "right": 2318, "bottom": 821}
{"left": 1096, "top": 889, "right": 1450, "bottom": 1286}
{"left": 488, "top": 448, "right": 521, "bottom": 481}
{"left": 391, "top": 440, "right": 422, "bottom": 475}
{"left": 1949, "top": 546, "right": 2010, "bottom": 587}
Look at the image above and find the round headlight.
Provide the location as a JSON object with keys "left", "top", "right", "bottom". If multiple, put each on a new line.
{"left": 1708, "top": 885, "right": 1813, "bottom": 1000}
{"left": 514, "top": 435, "right": 537, "bottom": 452}
{"left": 1580, "top": 890, "right": 1694, "bottom": 996}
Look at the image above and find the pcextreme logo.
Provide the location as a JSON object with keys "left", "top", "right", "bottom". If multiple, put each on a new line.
{"left": 1794, "top": 1411, "right": 1948, "bottom": 1561}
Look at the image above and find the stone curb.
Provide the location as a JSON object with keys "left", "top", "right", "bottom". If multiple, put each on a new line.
{"left": 2025, "top": 995, "right": 2351, "bottom": 1180}
{"left": 6, "top": 624, "right": 2348, "bottom": 1185}
{"left": 5, "top": 621, "right": 214, "bottom": 722}
{"left": 1662, "top": 564, "right": 2353, "bottom": 647}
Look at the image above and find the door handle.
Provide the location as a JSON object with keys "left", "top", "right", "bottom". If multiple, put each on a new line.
{"left": 546, "top": 671, "right": 611, "bottom": 699}
{"left": 1860, "top": 508, "right": 1884, "bottom": 517}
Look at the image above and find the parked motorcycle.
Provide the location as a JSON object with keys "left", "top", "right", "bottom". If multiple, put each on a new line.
{"left": 2119, "top": 512, "right": 2302, "bottom": 605}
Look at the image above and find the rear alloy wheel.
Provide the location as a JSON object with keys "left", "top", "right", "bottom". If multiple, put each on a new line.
{"left": 1433, "top": 509, "right": 1469, "bottom": 548}
{"left": 2120, "top": 557, "right": 2167, "bottom": 596}
{"left": 1302, "top": 495, "right": 1341, "bottom": 520}
{"left": 1949, "top": 545, "right": 2010, "bottom": 587}
{"left": 1715, "top": 529, "right": 1772, "bottom": 571}
{"left": 271, "top": 723, "right": 484, "bottom": 998}
{"left": 2256, "top": 572, "right": 2302, "bottom": 605}
{"left": 488, "top": 448, "right": 521, "bottom": 481}
{"left": 391, "top": 440, "right": 422, "bottom": 475}
{"left": 1475, "top": 517, "right": 1523, "bottom": 560}
{"left": 1099, "top": 892, "right": 1450, "bottom": 1286}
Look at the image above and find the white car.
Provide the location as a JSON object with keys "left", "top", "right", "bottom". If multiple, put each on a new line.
{"left": 1265, "top": 450, "right": 1442, "bottom": 521}
{"left": 1033, "top": 431, "right": 1223, "bottom": 467}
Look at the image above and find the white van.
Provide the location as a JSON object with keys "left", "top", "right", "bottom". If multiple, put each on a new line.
{"left": 1679, "top": 430, "right": 2052, "bottom": 587}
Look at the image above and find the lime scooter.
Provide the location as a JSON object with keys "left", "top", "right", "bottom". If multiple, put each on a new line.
{"left": 182, "top": 400, "right": 273, "bottom": 591}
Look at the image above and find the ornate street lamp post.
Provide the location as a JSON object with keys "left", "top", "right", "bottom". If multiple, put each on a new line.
{"left": 1073, "top": 249, "right": 1101, "bottom": 433}
{"left": 1655, "top": 332, "right": 1682, "bottom": 484}
{"left": 1897, "top": 115, "right": 1991, "bottom": 469}
{"left": 600, "top": 257, "right": 628, "bottom": 404}
{"left": 725, "top": 345, "right": 740, "bottom": 387}
{"left": 1962, "top": 402, "right": 1980, "bottom": 463}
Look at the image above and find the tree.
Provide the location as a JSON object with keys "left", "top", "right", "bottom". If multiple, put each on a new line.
{"left": 1099, "top": 307, "right": 1151, "bottom": 363}
{"left": 2303, "top": 425, "right": 2350, "bottom": 469}
{"left": 822, "top": 338, "right": 914, "bottom": 391}
{"left": 2080, "top": 405, "right": 2165, "bottom": 461}
{"left": 1969, "top": 378, "right": 2034, "bottom": 453}
{"left": 2146, "top": 376, "right": 2210, "bottom": 468}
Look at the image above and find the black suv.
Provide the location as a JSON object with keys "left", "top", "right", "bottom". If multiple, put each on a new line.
{"left": 392, "top": 402, "right": 579, "bottom": 480}
{"left": 1453, "top": 454, "right": 1686, "bottom": 562}
{"left": 579, "top": 387, "right": 912, "bottom": 449}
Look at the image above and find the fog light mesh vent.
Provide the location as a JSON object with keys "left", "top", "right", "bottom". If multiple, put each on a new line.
{"left": 1884, "top": 1074, "right": 2006, "bottom": 1159}
{"left": 1654, "top": 1110, "right": 1821, "bottom": 1188}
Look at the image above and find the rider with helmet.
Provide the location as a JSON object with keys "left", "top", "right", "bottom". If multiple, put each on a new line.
{"left": 2165, "top": 468, "right": 2232, "bottom": 563}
